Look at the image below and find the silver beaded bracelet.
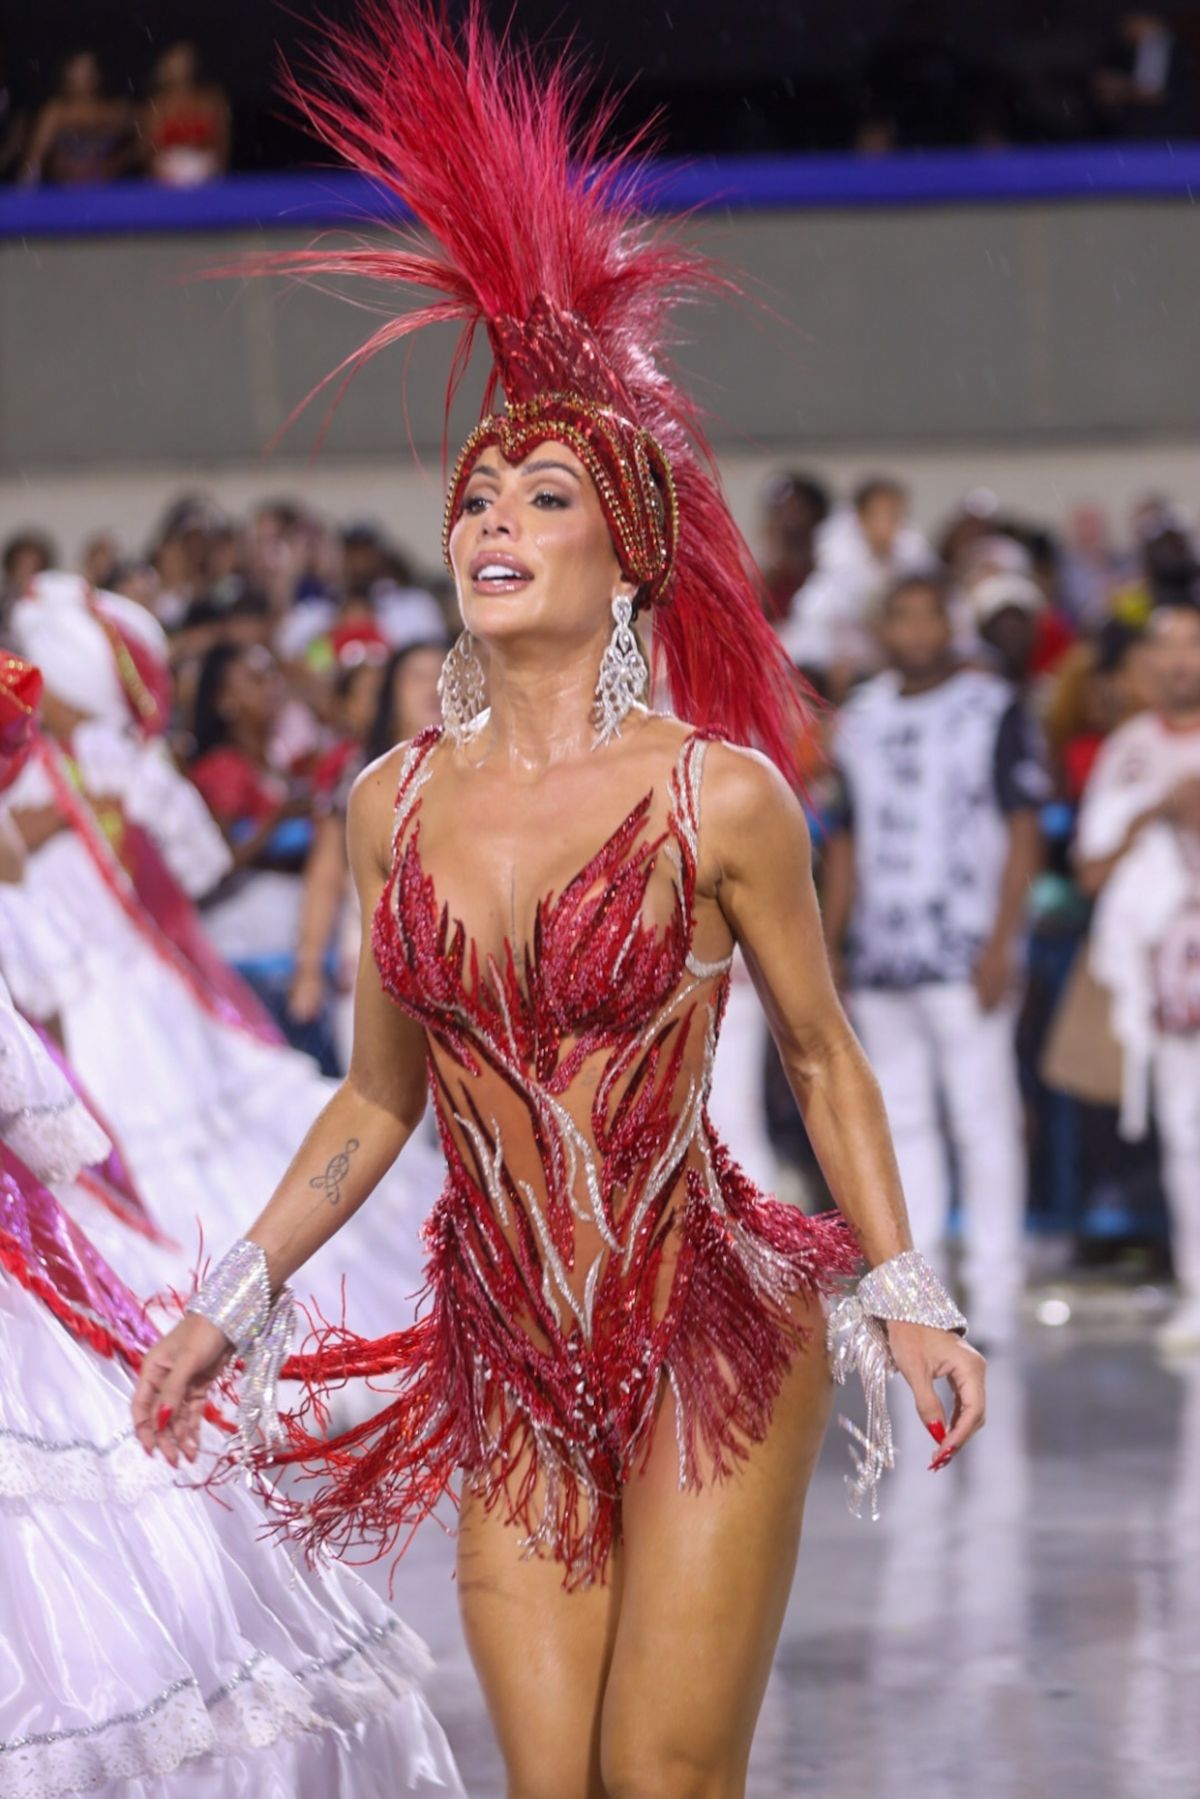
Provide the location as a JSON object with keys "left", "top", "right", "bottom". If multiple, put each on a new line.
{"left": 826, "top": 1249, "right": 967, "bottom": 1520}
{"left": 187, "top": 1239, "right": 296, "bottom": 1454}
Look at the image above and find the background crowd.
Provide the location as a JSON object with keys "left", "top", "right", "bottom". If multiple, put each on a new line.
{"left": 1, "top": 5, "right": 1197, "bottom": 180}
{"left": 3, "top": 462, "right": 1195, "bottom": 1342}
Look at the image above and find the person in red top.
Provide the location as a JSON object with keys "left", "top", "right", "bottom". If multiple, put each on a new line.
{"left": 291, "top": 640, "right": 446, "bottom": 1069}
{"left": 141, "top": 41, "right": 231, "bottom": 186}
{"left": 189, "top": 642, "right": 338, "bottom": 1072}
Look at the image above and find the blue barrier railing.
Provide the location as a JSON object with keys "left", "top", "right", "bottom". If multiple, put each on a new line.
{"left": 2, "top": 143, "right": 1199, "bottom": 238}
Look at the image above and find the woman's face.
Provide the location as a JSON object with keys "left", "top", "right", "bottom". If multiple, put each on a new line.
{"left": 155, "top": 44, "right": 198, "bottom": 91}
{"left": 221, "top": 645, "right": 283, "bottom": 731}
{"left": 447, "top": 440, "right": 630, "bottom": 650}
{"left": 391, "top": 646, "right": 446, "bottom": 740}
{"left": 63, "top": 53, "right": 102, "bottom": 100}
{"left": 339, "top": 659, "right": 386, "bottom": 739}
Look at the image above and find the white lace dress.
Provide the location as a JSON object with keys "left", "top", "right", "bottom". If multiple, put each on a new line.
{"left": 0, "top": 738, "right": 436, "bottom": 1341}
{"left": 0, "top": 979, "right": 463, "bottom": 1799}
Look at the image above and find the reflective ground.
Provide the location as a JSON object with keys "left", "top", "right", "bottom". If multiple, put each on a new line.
{"left": 375, "top": 1309, "right": 1200, "bottom": 1797}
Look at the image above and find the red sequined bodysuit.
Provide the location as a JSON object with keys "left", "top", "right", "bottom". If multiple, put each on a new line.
{"left": 279, "top": 725, "right": 858, "bottom": 1585}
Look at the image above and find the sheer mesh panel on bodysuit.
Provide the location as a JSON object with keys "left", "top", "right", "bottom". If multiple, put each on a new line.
{"left": 380, "top": 729, "right": 732, "bottom": 1359}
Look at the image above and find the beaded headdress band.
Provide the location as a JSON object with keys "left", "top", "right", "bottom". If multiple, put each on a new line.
{"left": 442, "top": 393, "right": 678, "bottom": 605}
{"left": 246, "top": 0, "right": 808, "bottom": 774}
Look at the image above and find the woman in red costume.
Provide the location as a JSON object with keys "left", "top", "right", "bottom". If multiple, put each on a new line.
{"left": 134, "top": 8, "right": 986, "bottom": 1793}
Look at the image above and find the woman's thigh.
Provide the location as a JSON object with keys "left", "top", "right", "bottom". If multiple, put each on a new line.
{"left": 457, "top": 1485, "right": 622, "bottom": 1799}
{"left": 600, "top": 1302, "right": 833, "bottom": 1798}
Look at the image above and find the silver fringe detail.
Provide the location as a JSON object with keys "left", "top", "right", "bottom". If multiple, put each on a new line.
{"left": 438, "top": 630, "right": 487, "bottom": 743}
{"left": 187, "top": 1239, "right": 296, "bottom": 1455}
{"left": 826, "top": 1249, "right": 968, "bottom": 1521}
{"left": 592, "top": 595, "right": 647, "bottom": 746}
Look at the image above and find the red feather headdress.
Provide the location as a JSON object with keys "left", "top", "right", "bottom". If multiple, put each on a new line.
{"left": 256, "top": 0, "right": 806, "bottom": 771}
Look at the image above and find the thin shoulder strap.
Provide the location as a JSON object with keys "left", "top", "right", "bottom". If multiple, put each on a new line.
{"left": 671, "top": 730, "right": 733, "bottom": 981}
{"left": 669, "top": 730, "right": 712, "bottom": 871}
{"left": 390, "top": 725, "right": 443, "bottom": 851}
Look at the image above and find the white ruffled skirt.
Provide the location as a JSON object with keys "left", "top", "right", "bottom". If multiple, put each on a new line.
{"left": 0, "top": 1273, "right": 463, "bottom": 1799}
{"left": 0, "top": 846, "right": 436, "bottom": 1340}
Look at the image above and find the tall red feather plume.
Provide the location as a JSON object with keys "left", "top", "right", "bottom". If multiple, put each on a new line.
{"left": 246, "top": 0, "right": 809, "bottom": 773}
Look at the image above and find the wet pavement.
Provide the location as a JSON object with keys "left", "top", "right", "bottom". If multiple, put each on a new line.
{"left": 373, "top": 1313, "right": 1200, "bottom": 1797}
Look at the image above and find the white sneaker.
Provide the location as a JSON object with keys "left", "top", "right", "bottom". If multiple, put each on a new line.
{"left": 1156, "top": 1295, "right": 1200, "bottom": 1354}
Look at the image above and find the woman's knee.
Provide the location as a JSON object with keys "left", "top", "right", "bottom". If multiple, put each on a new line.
{"left": 601, "top": 1735, "right": 738, "bottom": 1799}
{"left": 506, "top": 1780, "right": 590, "bottom": 1799}
{"left": 505, "top": 1750, "right": 601, "bottom": 1799}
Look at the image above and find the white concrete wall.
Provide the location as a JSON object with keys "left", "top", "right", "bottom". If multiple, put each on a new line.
{"left": 4, "top": 200, "right": 1200, "bottom": 479}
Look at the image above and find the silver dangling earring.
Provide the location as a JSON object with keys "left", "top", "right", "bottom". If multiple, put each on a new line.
{"left": 438, "top": 630, "right": 487, "bottom": 743}
{"left": 593, "top": 594, "right": 647, "bottom": 747}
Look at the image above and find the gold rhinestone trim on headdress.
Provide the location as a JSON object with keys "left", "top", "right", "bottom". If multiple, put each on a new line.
{"left": 0, "top": 657, "right": 35, "bottom": 716}
{"left": 442, "top": 393, "right": 680, "bottom": 605}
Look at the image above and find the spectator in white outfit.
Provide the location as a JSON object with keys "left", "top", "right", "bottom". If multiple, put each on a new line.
{"left": 821, "top": 572, "right": 1048, "bottom": 1345}
{"left": 1078, "top": 601, "right": 1200, "bottom": 1351}
{"left": 782, "top": 476, "right": 937, "bottom": 694}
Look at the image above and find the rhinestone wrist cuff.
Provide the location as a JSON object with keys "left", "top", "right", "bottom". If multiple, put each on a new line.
{"left": 187, "top": 1239, "right": 295, "bottom": 1453}
{"left": 856, "top": 1249, "right": 968, "bottom": 1335}
{"left": 826, "top": 1250, "right": 967, "bottom": 1521}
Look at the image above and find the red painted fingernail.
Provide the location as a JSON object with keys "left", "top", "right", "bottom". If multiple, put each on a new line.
{"left": 925, "top": 1420, "right": 947, "bottom": 1444}
{"left": 156, "top": 1404, "right": 173, "bottom": 1432}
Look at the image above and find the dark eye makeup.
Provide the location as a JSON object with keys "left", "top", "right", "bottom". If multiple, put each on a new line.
{"left": 460, "top": 487, "right": 571, "bottom": 514}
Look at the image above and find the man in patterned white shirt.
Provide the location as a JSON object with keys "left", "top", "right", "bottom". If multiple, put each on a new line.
{"left": 822, "top": 571, "right": 1048, "bottom": 1346}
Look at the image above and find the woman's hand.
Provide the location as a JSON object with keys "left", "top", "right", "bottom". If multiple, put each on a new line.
{"left": 886, "top": 1319, "right": 986, "bottom": 1469}
{"left": 288, "top": 962, "right": 326, "bottom": 1024}
{"left": 131, "top": 1314, "right": 233, "bottom": 1468}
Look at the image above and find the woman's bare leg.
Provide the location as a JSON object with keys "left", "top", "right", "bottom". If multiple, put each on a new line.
{"left": 600, "top": 1299, "right": 833, "bottom": 1799}
{"left": 457, "top": 1486, "right": 622, "bottom": 1799}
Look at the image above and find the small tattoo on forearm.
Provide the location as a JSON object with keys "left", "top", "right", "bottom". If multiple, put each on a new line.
{"left": 310, "top": 1138, "right": 360, "bottom": 1207}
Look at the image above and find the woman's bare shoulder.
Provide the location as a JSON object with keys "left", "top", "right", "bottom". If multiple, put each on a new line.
{"left": 347, "top": 741, "right": 420, "bottom": 866}
{"left": 695, "top": 738, "right": 806, "bottom": 888}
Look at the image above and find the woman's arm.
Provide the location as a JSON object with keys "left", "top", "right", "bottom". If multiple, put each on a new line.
{"left": 8, "top": 804, "right": 70, "bottom": 855}
{"left": 707, "top": 748, "right": 908, "bottom": 1266}
{"left": 289, "top": 809, "right": 350, "bottom": 1023}
{"left": 704, "top": 743, "right": 985, "bottom": 1451}
{"left": 19, "top": 102, "right": 59, "bottom": 183}
{"left": 131, "top": 750, "right": 423, "bottom": 1462}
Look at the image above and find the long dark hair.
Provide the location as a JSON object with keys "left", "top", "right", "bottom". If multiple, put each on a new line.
{"left": 191, "top": 641, "right": 244, "bottom": 760}
{"left": 363, "top": 640, "right": 447, "bottom": 767}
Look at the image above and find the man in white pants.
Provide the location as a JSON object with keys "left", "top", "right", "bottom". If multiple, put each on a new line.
{"left": 1078, "top": 602, "right": 1200, "bottom": 1351}
{"left": 821, "top": 572, "right": 1047, "bottom": 1345}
